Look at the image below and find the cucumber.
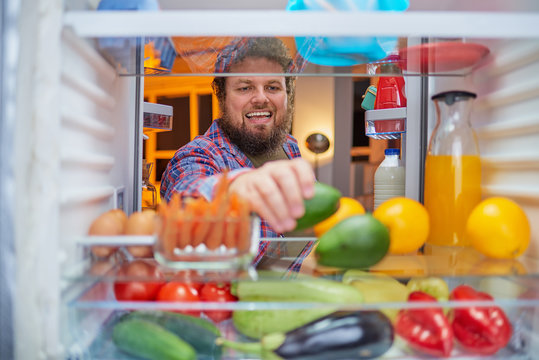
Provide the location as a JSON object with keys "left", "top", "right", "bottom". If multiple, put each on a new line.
{"left": 112, "top": 318, "right": 196, "bottom": 360}
{"left": 295, "top": 182, "right": 341, "bottom": 231}
{"left": 125, "top": 310, "right": 222, "bottom": 358}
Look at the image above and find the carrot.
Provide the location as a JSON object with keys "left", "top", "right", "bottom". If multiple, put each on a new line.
{"left": 190, "top": 198, "right": 211, "bottom": 247}
{"left": 236, "top": 197, "right": 252, "bottom": 252}
{"left": 205, "top": 172, "right": 231, "bottom": 250}
{"left": 223, "top": 212, "right": 238, "bottom": 249}
{"left": 177, "top": 207, "right": 192, "bottom": 250}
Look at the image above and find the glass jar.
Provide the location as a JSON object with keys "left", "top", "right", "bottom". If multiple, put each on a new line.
{"left": 424, "top": 91, "right": 481, "bottom": 247}
{"left": 142, "top": 160, "right": 157, "bottom": 210}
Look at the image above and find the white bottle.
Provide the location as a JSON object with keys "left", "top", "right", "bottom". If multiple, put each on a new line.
{"left": 374, "top": 148, "right": 405, "bottom": 210}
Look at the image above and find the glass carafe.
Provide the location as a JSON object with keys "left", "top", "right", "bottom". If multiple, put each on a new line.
{"left": 424, "top": 91, "right": 481, "bottom": 247}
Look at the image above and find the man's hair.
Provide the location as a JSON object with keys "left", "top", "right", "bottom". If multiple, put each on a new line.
{"left": 211, "top": 37, "right": 296, "bottom": 112}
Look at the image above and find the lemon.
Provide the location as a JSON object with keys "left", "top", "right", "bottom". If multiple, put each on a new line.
{"left": 373, "top": 197, "right": 430, "bottom": 254}
{"left": 466, "top": 197, "right": 530, "bottom": 259}
{"left": 313, "top": 197, "right": 365, "bottom": 237}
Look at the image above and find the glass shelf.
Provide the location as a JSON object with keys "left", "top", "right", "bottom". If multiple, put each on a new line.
{"left": 63, "top": 237, "right": 539, "bottom": 359}
{"left": 66, "top": 237, "right": 539, "bottom": 281}
{"left": 90, "top": 35, "right": 494, "bottom": 78}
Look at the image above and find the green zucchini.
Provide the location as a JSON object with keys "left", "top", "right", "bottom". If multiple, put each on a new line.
{"left": 126, "top": 310, "right": 222, "bottom": 358}
{"left": 232, "top": 275, "right": 363, "bottom": 338}
{"left": 294, "top": 182, "right": 341, "bottom": 231}
{"left": 112, "top": 318, "right": 196, "bottom": 360}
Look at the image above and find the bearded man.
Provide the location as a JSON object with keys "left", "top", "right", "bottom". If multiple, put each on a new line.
{"left": 160, "top": 37, "right": 315, "bottom": 267}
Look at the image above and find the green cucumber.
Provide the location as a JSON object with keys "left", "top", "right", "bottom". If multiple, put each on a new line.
{"left": 112, "top": 318, "right": 196, "bottom": 360}
{"left": 295, "top": 182, "right": 341, "bottom": 231}
{"left": 126, "top": 310, "right": 221, "bottom": 358}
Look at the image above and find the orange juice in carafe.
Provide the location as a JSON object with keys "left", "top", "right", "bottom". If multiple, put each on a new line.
{"left": 424, "top": 91, "right": 481, "bottom": 247}
{"left": 424, "top": 154, "right": 481, "bottom": 246}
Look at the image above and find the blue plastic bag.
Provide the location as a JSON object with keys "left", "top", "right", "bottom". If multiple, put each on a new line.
{"left": 286, "top": 0, "right": 409, "bottom": 66}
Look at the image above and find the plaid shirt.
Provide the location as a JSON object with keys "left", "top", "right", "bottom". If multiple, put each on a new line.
{"left": 160, "top": 119, "right": 314, "bottom": 271}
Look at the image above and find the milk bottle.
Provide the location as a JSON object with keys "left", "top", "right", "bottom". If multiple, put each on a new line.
{"left": 374, "top": 148, "right": 405, "bottom": 209}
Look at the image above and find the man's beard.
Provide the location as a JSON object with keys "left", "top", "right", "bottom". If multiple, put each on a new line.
{"left": 219, "top": 109, "right": 292, "bottom": 157}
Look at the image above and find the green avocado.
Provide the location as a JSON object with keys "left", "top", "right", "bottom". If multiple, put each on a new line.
{"left": 294, "top": 182, "right": 341, "bottom": 231}
{"left": 315, "top": 214, "right": 390, "bottom": 269}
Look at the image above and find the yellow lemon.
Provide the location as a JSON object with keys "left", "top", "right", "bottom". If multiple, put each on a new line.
{"left": 373, "top": 197, "right": 429, "bottom": 254}
{"left": 466, "top": 197, "right": 530, "bottom": 259}
{"left": 313, "top": 197, "right": 365, "bottom": 237}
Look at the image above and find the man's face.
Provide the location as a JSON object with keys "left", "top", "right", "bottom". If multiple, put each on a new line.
{"left": 220, "top": 57, "right": 291, "bottom": 156}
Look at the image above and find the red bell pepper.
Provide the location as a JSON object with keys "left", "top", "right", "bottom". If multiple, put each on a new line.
{"left": 395, "top": 291, "right": 453, "bottom": 357}
{"left": 450, "top": 284, "right": 512, "bottom": 355}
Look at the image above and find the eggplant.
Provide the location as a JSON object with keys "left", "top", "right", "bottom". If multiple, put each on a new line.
{"left": 218, "top": 310, "right": 394, "bottom": 360}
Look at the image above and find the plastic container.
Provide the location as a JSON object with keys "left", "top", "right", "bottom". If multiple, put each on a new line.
{"left": 365, "top": 107, "right": 406, "bottom": 140}
{"left": 374, "top": 148, "right": 405, "bottom": 209}
{"left": 285, "top": 0, "right": 410, "bottom": 66}
{"left": 153, "top": 215, "right": 260, "bottom": 271}
{"left": 424, "top": 91, "right": 481, "bottom": 247}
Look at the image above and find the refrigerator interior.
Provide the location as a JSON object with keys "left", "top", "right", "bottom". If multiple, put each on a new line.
{"left": 5, "top": 0, "right": 539, "bottom": 359}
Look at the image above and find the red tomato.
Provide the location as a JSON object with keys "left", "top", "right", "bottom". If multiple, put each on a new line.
{"left": 200, "top": 283, "right": 238, "bottom": 322}
{"left": 156, "top": 282, "right": 201, "bottom": 316}
{"left": 171, "top": 270, "right": 203, "bottom": 293}
{"left": 113, "top": 260, "right": 165, "bottom": 301}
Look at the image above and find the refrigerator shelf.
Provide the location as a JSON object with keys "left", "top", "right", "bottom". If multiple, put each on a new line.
{"left": 68, "top": 238, "right": 539, "bottom": 280}
{"left": 65, "top": 267, "right": 539, "bottom": 359}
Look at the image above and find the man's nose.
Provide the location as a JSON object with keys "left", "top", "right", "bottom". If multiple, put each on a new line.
{"left": 250, "top": 87, "right": 269, "bottom": 105}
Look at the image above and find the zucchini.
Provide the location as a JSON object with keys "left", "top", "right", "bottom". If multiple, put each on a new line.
{"left": 232, "top": 275, "right": 363, "bottom": 338}
{"left": 126, "top": 310, "right": 222, "bottom": 358}
{"left": 221, "top": 310, "right": 394, "bottom": 359}
{"left": 295, "top": 182, "right": 341, "bottom": 231}
{"left": 112, "top": 318, "right": 196, "bottom": 360}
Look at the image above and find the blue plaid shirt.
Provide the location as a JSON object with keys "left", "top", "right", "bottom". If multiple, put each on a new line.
{"left": 160, "top": 119, "right": 314, "bottom": 271}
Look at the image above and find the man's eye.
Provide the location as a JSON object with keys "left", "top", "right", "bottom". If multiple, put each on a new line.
{"left": 267, "top": 85, "right": 281, "bottom": 91}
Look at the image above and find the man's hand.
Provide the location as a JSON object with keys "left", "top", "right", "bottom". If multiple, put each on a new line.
{"left": 228, "top": 158, "right": 315, "bottom": 233}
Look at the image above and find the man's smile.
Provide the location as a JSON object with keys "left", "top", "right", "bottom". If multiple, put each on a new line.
{"left": 245, "top": 111, "right": 273, "bottom": 124}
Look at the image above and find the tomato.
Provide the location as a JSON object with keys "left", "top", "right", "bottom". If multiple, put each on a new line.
{"left": 113, "top": 260, "right": 165, "bottom": 301}
{"left": 200, "top": 282, "right": 238, "bottom": 322}
{"left": 156, "top": 282, "right": 201, "bottom": 316}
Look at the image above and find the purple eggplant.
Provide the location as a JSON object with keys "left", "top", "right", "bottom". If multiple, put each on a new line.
{"left": 218, "top": 310, "right": 394, "bottom": 359}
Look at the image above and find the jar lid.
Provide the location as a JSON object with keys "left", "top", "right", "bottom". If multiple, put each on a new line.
{"left": 385, "top": 148, "right": 400, "bottom": 156}
{"left": 431, "top": 91, "right": 477, "bottom": 104}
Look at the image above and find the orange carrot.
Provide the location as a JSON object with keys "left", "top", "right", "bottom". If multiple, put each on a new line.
{"left": 223, "top": 212, "right": 238, "bottom": 249}
{"left": 190, "top": 198, "right": 211, "bottom": 247}
{"left": 177, "top": 207, "right": 192, "bottom": 250}
{"left": 236, "top": 198, "right": 252, "bottom": 252}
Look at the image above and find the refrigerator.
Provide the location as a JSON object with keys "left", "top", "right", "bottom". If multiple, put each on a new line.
{"left": 1, "top": 0, "right": 539, "bottom": 359}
